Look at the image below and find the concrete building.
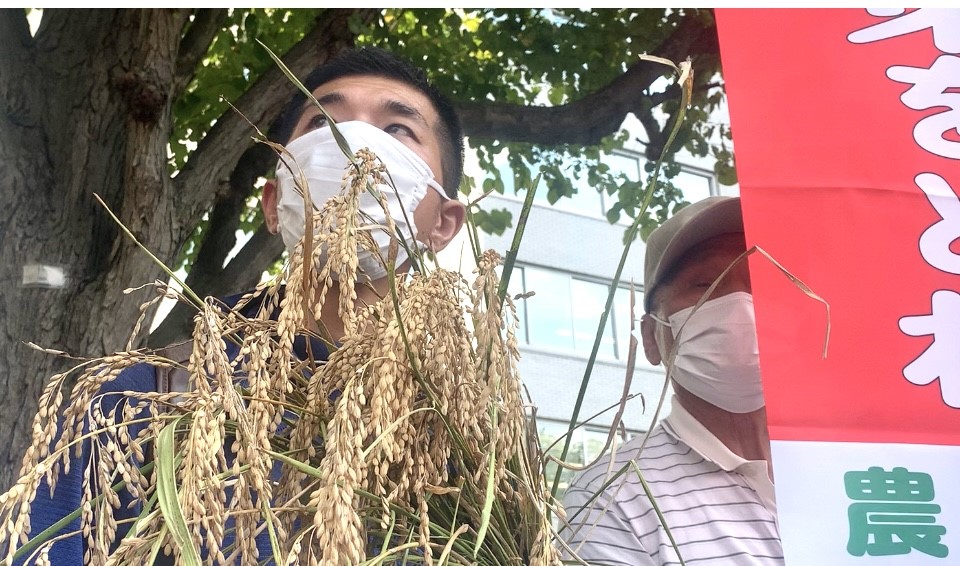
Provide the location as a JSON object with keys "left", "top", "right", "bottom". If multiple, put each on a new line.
{"left": 448, "top": 112, "right": 739, "bottom": 491}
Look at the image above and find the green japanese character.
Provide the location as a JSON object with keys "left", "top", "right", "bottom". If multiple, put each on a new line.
{"left": 845, "top": 466, "right": 935, "bottom": 502}
{"left": 845, "top": 467, "right": 948, "bottom": 558}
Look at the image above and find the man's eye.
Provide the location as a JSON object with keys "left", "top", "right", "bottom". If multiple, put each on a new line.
{"left": 308, "top": 114, "right": 328, "bottom": 129}
{"left": 384, "top": 123, "right": 416, "bottom": 139}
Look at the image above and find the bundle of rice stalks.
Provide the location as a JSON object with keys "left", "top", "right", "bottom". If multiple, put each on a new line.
{"left": 0, "top": 137, "right": 563, "bottom": 565}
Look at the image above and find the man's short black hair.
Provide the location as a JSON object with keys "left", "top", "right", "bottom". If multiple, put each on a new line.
{"left": 276, "top": 47, "right": 464, "bottom": 198}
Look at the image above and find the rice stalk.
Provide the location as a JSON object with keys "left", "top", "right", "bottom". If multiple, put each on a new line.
{"left": 2, "top": 128, "right": 561, "bottom": 566}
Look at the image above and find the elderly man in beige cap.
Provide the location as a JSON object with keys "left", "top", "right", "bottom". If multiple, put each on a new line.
{"left": 561, "top": 196, "right": 783, "bottom": 566}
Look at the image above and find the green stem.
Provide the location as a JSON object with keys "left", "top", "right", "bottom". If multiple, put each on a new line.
{"left": 497, "top": 173, "right": 541, "bottom": 305}
{"left": 550, "top": 59, "right": 694, "bottom": 501}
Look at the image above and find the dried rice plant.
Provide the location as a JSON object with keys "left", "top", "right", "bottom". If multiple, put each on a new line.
{"left": 0, "top": 45, "right": 716, "bottom": 566}
{"left": 0, "top": 133, "right": 564, "bottom": 565}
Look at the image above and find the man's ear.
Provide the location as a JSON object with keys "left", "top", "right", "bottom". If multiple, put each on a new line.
{"left": 640, "top": 315, "right": 663, "bottom": 366}
{"left": 425, "top": 199, "right": 466, "bottom": 252}
{"left": 262, "top": 180, "right": 279, "bottom": 234}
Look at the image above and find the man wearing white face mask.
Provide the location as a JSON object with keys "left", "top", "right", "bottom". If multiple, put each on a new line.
{"left": 561, "top": 196, "right": 784, "bottom": 566}
{"left": 260, "top": 47, "right": 467, "bottom": 339}
{"left": 20, "top": 47, "right": 468, "bottom": 566}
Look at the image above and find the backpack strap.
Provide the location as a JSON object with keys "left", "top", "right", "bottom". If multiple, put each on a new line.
{"left": 155, "top": 340, "right": 195, "bottom": 407}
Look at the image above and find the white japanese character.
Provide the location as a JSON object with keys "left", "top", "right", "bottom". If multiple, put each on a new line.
{"left": 899, "top": 290, "right": 960, "bottom": 408}
{"left": 848, "top": 9, "right": 960, "bottom": 54}
{"left": 915, "top": 173, "right": 960, "bottom": 274}
{"left": 887, "top": 56, "right": 960, "bottom": 160}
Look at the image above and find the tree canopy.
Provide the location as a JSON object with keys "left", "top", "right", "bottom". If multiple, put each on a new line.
{"left": 0, "top": 8, "right": 727, "bottom": 487}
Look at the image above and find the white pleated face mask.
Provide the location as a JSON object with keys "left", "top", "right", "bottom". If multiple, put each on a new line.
{"left": 653, "top": 291, "right": 765, "bottom": 413}
{"left": 274, "top": 121, "right": 449, "bottom": 281}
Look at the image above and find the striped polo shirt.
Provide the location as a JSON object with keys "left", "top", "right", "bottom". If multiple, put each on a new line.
{"left": 560, "top": 400, "right": 783, "bottom": 565}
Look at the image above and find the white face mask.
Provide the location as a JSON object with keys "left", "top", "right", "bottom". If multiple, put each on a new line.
{"left": 274, "top": 121, "right": 449, "bottom": 281}
{"left": 653, "top": 291, "right": 764, "bottom": 413}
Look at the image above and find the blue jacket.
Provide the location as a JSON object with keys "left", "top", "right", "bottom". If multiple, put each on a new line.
{"left": 22, "top": 362, "right": 157, "bottom": 565}
{"left": 19, "top": 295, "right": 329, "bottom": 565}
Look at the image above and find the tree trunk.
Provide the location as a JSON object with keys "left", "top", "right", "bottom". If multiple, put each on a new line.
{"left": 0, "top": 7, "right": 373, "bottom": 491}
{"left": 0, "top": 9, "right": 190, "bottom": 490}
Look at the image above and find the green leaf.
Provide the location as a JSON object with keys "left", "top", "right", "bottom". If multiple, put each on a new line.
{"left": 348, "top": 11, "right": 367, "bottom": 34}
{"left": 605, "top": 202, "right": 622, "bottom": 224}
{"left": 243, "top": 12, "right": 260, "bottom": 39}
{"left": 715, "top": 160, "right": 738, "bottom": 186}
{"left": 156, "top": 420, "right": 202, "bottom": 566}
{"left": 547, "top": 85, "right": 565, "bottom": 106}
{"left": 471, "top": 207, "right": 513, "bottom": 235}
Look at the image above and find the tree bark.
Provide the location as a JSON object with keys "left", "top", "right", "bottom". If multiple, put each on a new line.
{"left": 0, "top": 8, "right": 378, "bottom": 490}
{"left": 0, "top": 9, "right": 191, "bottom": 489}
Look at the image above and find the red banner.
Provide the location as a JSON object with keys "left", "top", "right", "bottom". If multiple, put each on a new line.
{"left": 716, "top": 8, "right": 960, "bottom": 446}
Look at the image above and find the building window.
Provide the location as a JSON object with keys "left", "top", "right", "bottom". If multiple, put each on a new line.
{"left": 570, "top": 278, "right": 617, "bottom": 358}
{"left": 524, "top": 267, "right": 575, "bottom": 350}
{"left": 672, "top": 167, "right": 715, "bottom": 203}
{"left": 604, "top": 151, "right": 642, "bottom": 183}
{"left": 536, "top": 165, "right": 605, "bottom": 216}
{"left": 511, "top": 264, "right": 641, "bottom": 361}
{"left": 610, "top": 149, "right": 717, "bottom": 205}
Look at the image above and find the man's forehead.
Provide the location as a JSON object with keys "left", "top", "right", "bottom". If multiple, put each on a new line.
{"left": 670, "top": 231, "right": 747, "bottom": 272}
{"left": 305, "top": 75, "right": 437, "bottom": 120}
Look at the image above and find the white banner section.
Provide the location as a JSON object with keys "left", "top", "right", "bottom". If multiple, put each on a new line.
{"left": 772, "top": 440, "right": 960, "bottom": 565}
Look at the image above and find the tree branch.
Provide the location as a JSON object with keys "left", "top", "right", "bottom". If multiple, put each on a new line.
{"left": 149, "top": 121, "right": 284, "bottom": 346}
{"left": 202, "top": 144, "right": 275, "bottom": 264}
{"left": 149, "top": 140, "right": 276, "bottom": 344}
{"left": 148, "top": 223, "right": 284, "bottom": 345}
{"left": 215, "top": 224, "right": 284, "bottom": 292}
{"left": 647, "top": 79, "right": 724, "bottom": 110}
{"left": 173, "top": 8, "right": 228, "bottom": 97}
{"left": 455, "top": 12, "right": 718, "bottom": 147}
{"left": 174, "top": 8, "right": 378, "bottom": 233}
{"left": 635, "top": 105, "right": 667, "bottom": 161}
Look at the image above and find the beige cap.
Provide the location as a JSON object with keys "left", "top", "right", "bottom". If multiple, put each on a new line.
{"left": 643, "top": 196, "right": 743, "bottom": 312}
